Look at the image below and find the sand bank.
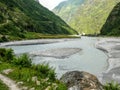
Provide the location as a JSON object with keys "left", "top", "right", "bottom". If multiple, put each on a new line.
{"left": 0, "top": 39, "right": 75, "bottom": 47}
{"left": 96, "top": 37, "right": 120, "bottom": 84}
{"left": 30, "top": 48, "right": 82, "bottom": 59}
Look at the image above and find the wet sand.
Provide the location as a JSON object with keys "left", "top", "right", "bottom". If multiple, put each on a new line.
{"left": 96, "top": 37, "right": 120, "bottom": 84}
{"left": 0, "top": 39, "right": 75, "bottom": 47}
{"left": 30, "top": 48, "right": 82, "bottom": 59}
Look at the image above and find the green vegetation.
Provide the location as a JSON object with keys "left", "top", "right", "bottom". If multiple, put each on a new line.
{"left": 0, "top": 0, "right": 77, "bottom": 42}
{"left": 0, "top": 48, "right": 67, "bottom": 90}
{"left": 103, "top": 82, "right": 120, "bottom": 90}
{"left": 101, "top": 2, "right": 120, "bottom": 36}
{"left": 0, "top": 80, "right": 9, "bottom": 90}
{"left": 53, "top": 0, "right": 120, "bottom": 35}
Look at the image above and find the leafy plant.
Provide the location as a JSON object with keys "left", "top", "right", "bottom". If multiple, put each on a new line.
{"left": 103, "top": 81, "right": 120, "bottom": 90}
{"left": 0, "top": 48, "right": 14, "bottom": 62}
{"left": 0, "top": 80, "right": 9, "bottom": 90}
{"left": 12, "top": 54, "right": 32, "bottom": 68}
{"left": 32, "top": 63, "right": 56, "bottom": 80}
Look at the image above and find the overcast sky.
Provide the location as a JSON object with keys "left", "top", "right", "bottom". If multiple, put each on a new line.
{"left": 39, "top": 0, "right": 66, "bottom": 10}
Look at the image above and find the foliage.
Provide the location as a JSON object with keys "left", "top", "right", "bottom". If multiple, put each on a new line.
{"left": 101, "top": 2, "right": 120, "bottom": 36}
{"left": 53, "top": 0, "right": 120, "bottom": 35}
{"left": 32, "top": 63, "right": 56, "bottom": 81}
{"left": 0, "top": 80, "right": 9, "bottom": 90}
{"left": 12, "top": 54, "right": 32, "bottom": 68}
{"left": 0, "top": 48, "right": 67, "bottom": 90}
{"left": 103, "top": 81, "right": 120, "bottom": 90}
{"left": 0, "top": 48, "right": 14, "bottom": 62}
{"left": 0, "top": 0, "right": 77, "bottom": 42}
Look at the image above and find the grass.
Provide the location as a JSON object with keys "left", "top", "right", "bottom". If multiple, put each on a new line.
{"left": 0, "top": 80, "right": 9, "bottom": 90}
{"left": 0, "top": 32, "right": 80, "bottom": 42}
{"left": 103, "top": 81, "right": 120, "bottom": 90}
{"left": 0, "top": 48, "right": 67, "bottom": 90}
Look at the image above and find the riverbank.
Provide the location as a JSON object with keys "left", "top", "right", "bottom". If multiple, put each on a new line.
{"left": 96, "top": 37, "right": 120, "bottom": 84}
{"left": 0, "top": 38, "right": 77, "bottom": 47}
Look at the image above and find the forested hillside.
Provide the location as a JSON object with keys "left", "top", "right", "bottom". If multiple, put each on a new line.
{"left": 53, "top": 0, "right": 120, "bottom": 35}
{"left": 0, "top": 0, "right": 77, "bottom": 41}
{"left": 101, "top": 2, "right": 120, "bottom": 36}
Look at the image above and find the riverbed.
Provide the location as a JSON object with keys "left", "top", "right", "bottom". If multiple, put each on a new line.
{"left": 2, "top": 37, "right": 108, "bottom": 78}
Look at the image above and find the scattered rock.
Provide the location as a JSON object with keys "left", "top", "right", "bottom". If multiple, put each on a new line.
{"left": 2, "top": 69, "right": 13, "bottom": 75}
{"left": 45, "top": 86, "right": 51, "bottom": 90}
{"left": 60, "top": 71, "right": 103, "bottom": 90}
{"left": 22, "top": 86, "right": 28, "bottom": 90}
{"left": 32, "top": 76, "right": 37, "bottom": 82}
{"left": 17, "top": 81, "right": 24, "bottom": 86}
{"left": 29, "top": 87, "right": 35, "bottom": 90}
{"left": 36, "top": 80, "right": 40, "bottom": 85}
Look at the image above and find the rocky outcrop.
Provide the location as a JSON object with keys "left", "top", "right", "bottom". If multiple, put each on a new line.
{"left": 60, "top": 71, "right": 103, "bottom": 90}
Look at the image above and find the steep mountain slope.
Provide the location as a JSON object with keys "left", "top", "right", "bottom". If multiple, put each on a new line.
{"left": 53, "top": 0, "right": 85, "bottom": 22}
{"left": 101, "top": 2, "right": 120, "bottom": 36}
{"left": 0, "top": 0, "right": 77, "bottom": 41}
{"left": 53, "top": 0, "right": 120, "bottom": 35}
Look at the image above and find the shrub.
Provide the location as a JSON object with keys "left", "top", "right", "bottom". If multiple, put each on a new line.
{"left": 0, "top": 48, "right": 14, "bottom": 62}
{"left": 12, "top": 54, "right": 32, "bottom": 68}
{"left": 104, "top": 81, "right": 120, "bottom": 90}
{"left": 0, "top": 80, "right": 9, "bottom": 90}
{"left": 32, "top": 63, "right": 56, "bottom": 80}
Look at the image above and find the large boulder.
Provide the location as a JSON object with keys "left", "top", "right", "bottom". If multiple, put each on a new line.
{"left": 60, "top": 71, "right": 103, "bottom": 90}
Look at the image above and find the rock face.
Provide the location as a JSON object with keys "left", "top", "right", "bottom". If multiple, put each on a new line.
{"left": 60, "top": 71, "right": 103, "bottom": 90}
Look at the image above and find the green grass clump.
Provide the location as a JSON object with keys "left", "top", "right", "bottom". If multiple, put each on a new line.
{"left": 0, "top": 80, "right": 9, "bottom": 90}
{"left": 104, "top": 81, "right": 120, "bottom": 90}
{"left": 0, "top": 48, "right": 67, "bottom": 90}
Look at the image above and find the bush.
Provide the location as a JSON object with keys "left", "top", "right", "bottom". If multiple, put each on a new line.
{"left": 32, "top": 63, "right": 56, "bottom": 80}
{"left": 104, "top": 81, "right": 120, "bottom": 90}
{"left": 12, "top": 54, "right": 32, "bottom": 68}
{"left": 0, "top": 48, "right": 14, "bottom": 62}
{"left": 0, "top": 80, "right": 9, "bottom": 90}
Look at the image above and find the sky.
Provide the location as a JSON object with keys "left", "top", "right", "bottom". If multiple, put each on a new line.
{"left": 39, "top": 0, "right": 66, "bottom": 10}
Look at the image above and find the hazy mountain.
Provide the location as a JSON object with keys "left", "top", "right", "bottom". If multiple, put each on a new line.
{"left": 0, "top": 0, "right": 77, "bottom": 41}
{"left": 101, "top": 2, "right": 120, "bottom": 36}
{"left": 53, "top": 0, "right": 120, "bottom": 35}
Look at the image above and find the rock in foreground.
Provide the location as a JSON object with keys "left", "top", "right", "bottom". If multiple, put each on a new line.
{"left": 60, "top": 71, "right": 103, "bottom": 90}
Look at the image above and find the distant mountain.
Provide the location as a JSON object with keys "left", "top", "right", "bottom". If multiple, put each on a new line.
{"left": 53, "top": 0, "right": 85, "bottom": 22}
{"left": 101, "top": 2, "right": 120, "bottom": 36}
{"left": 53, "top": 0, "right": 120, "bottom": 35}
{"left": 0, "top": 0, "right": 77, "bottom": 41}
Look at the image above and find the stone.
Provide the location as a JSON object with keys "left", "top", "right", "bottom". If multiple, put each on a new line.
{"left": 29, "top": 87, "right": 35, "bottom": 90}
{"left": 45, "top": 86, "right": 51, "bottom": 90}
{"left": 2, "top": 69, "right": 13, "bottom": 75}
{"left": 60, "top": 71, "right": 103, "bottom": 90}
{"left": 22, "top": 86, "right": 28, "bottom": 90}
{"left": 32, "top": 76, "right": 37, "bottom": 82}
{"left": 36, "top": 80, "right": 40, "bottom": 85}
{"left": 17, "top": 81, "right": 23, "bottom": 86}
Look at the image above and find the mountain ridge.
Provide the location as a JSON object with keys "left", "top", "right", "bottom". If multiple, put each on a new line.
{"left": 0, "top": 0, "right": 77, "bottom": 41}
{"left": 53, "top": 0, "right": 120, "bottom": 35}
{"left": 101, "top": 2, "right": 120, "bottom": 36}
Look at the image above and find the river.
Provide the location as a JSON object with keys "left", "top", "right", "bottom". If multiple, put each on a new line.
{"left": 5, "top": 37, "right": 108, "bottom": 78}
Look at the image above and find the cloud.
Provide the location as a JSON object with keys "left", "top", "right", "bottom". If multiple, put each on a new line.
{"left": 39, "top": 0, "right": 66, "bottom": 10}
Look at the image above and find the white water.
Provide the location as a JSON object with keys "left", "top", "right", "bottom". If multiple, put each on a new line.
{"left": 6, "top": 37, "right": 108, "bottom": 78}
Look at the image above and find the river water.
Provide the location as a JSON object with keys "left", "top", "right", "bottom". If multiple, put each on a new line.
{"left": 6, "top": 37, "right": 108, "bottom": 78}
